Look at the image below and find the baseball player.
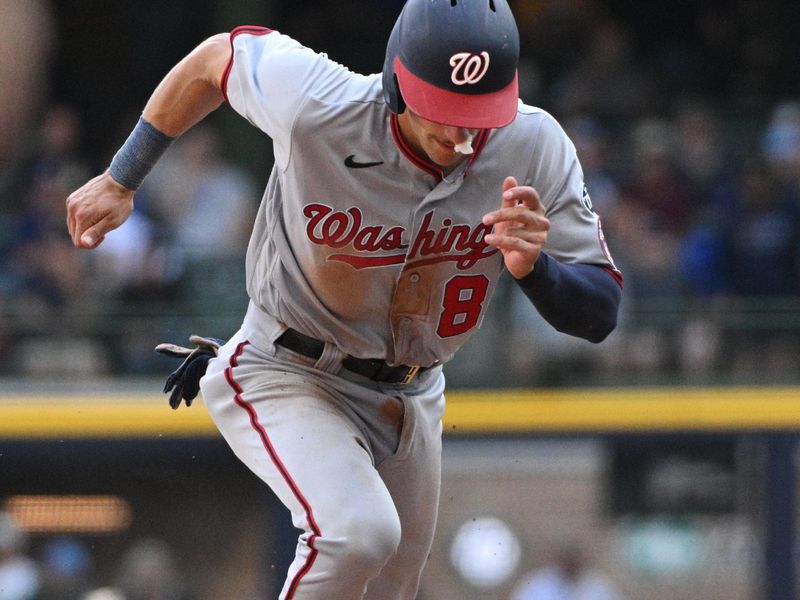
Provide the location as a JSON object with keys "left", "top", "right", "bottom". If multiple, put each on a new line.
{"left": 66, "top": 1, "right": 622, "bottom": 598}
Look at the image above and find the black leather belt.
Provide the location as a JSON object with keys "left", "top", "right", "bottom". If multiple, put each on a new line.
{"left": 276, "top": 328, "right": 429, "bottom": 385}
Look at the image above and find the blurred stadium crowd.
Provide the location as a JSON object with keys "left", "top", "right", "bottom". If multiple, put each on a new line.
{"left": 1, "top": 0, "right": 799, "bottom": 387}
{"left": 1, "top": 510, "right": 195, "bottom": 600}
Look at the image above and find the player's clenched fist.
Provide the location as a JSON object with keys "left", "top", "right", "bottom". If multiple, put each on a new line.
{"left": 482, "top": 176, "right": 550, "bottom": 279}
{"left": 66, "top": 171, "right": 134, "bottom": 249}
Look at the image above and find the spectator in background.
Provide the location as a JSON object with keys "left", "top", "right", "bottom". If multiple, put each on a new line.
{"left": 609, "top": 198, "right": 682, "bottom": 303}
{"left": 0, "top": 511, "right": 40, "bottom": 600}
{"left": 90, "top": 206, "right": 178, "bottom": 304}
{"left": 673, "top": 97, "right": 728, "bottom": 200}
{"left": 673, "top": 100, "right": 730, "bottom": 299}
{"left": 677, "top": 145, "right": 799, "bottom": 301}
{"left": 113, "top": 539, "right": 193, "bottom": 600}
{"left": 0, "top": 105, "right": 94, "bottom": 316}
{"left": 549, "top": 21, "right": 658, "bottom": 125}
{"left": 3, "top": 1, "right": 800, "bottom": 388}
{"left": 96, "top": 124, "right": 260, "bottom": 374}
{"left": 28, "top": 105, "right": 91, "bottom": 188}
{"left": 0, "top": 0, "right": 55, "bottom": 203}
{"left": 510, "top": 0, "right": 601, "bottom": 87}
{"left": 80, "top": 537, "right": 198, "bottom": 600}
{"left": 625, "top": 117, "right": 694, "bottom": 235}
{"left": 98, "top": 125, "right": 260, "bottom": 374}
{"left": 0, "top": 103, "right": 91, "bottom": 210}
{"left": 1, "top": 173, "right": 92, "bottom": 314}
{"left": 762, "top": 100, "right": 800, "bottom": 192}
{"left": 82, "top": 590, "right": 124, "bottom": 600}
{"left": 142, "top": 124, "right": 257, "bottom": 262}
{"left": 609, "top": 118, "right": 692, "bottom": 302}
{"left": 678, "top": 204, "right": 728, "bottom": 298}
{"left": 564, "top": 115, "right": 621, "bottom": 224}
{"left": 716, "top": 157, "right": 800, "bottom": 297}
{"left": 0, "top": 105, "right": 112, "bottom": 377}
{"left": 509, "top": 544, "right": 624, "bottom": 600}
{"left": 35, "top": 537, "right": 93, "bottom": 600}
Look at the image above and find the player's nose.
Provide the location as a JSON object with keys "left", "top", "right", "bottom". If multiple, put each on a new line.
{"left": 442, "top": 125, "right": 472, "bottom": 144}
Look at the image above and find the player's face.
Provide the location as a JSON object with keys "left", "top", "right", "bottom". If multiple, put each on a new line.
{"left": 397, "top": 110, "right": 479, "bottom": 173}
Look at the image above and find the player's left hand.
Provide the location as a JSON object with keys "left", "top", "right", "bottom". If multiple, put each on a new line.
{"left": 155, "top": 335, "right": 225, "bottom": 409}
{"left": 482, "top": 176, "right": 550, "bottom": 279}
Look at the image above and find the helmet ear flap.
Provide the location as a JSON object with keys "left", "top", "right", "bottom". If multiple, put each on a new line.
{"left": 382, "top": 25, "right": 406, "bottom": 115}
{"left": 381, "top": 1, "right": 408, "bottom": 115}
{"left": 393, "top": 74, "right": 406, "bottom": 114}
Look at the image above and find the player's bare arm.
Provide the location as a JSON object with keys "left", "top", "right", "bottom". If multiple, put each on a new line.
{"left": 66, "top": 33, "right": 230, "bottom": 249}
{"left": 141, "top": 32, "right": 230, "bottom": 136}
{"left": 482, "top": 176, "right": 551, "bottom": 279}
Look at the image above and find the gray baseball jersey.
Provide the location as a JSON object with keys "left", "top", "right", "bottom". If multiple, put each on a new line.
{"left": 222, "top": 27, "right": 618, "bottom": 368}
{"left": 198, "top": 25, "right": 619, "bottom": 600}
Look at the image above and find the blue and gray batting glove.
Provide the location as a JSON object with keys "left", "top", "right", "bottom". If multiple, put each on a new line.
{"left": 155, "top": 335, "right": 225, "bottom": 409}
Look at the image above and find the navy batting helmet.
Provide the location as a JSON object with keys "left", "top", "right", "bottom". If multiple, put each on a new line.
{"left": 382, "top": 0, "right": 520, "bottom": 129}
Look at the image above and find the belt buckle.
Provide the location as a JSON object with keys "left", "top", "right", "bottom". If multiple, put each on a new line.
{"left": 400, "top": 365, "right": 421, "bottom": 385}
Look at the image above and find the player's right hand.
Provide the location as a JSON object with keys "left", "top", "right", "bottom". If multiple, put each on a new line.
{"left": 482, "top": 176, "right": 550, "bottom": 279}
{"left": 66, "top": 171, "right": 135, "bottom": 249}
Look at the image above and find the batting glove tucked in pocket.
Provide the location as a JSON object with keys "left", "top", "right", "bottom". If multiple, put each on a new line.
{"left": 155, "top": 335, "right": 225, "bottom": 409}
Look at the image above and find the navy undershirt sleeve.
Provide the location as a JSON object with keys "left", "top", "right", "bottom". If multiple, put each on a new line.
{"left": 514, "top": 252, "right": 622, "bottom": 343}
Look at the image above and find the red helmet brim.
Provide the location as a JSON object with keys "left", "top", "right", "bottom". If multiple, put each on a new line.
{"left": 394, "top": 57, "right": 519, "bottom": 129}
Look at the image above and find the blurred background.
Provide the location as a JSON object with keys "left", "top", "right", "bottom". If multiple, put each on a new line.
{"left": 1, "top": 0, "right": 800, "bottom": 599}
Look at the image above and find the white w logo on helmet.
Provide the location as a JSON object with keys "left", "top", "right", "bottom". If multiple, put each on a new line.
{"left": 449, "top": 52, "right": 490, "bottom": 85}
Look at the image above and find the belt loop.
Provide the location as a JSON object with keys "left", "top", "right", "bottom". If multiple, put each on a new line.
{"left": 314, "top": 341, "right": 346, "bottom": 374}
{"left": 400, "top": 365, "right": 421, "bottom": 385}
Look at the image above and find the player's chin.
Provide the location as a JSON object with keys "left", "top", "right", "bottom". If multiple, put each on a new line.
{"left": 428, "top": 142, "right": 459, "bottom": 165}
{"left": 433, "top": 152, "right": 462, "bottom": 170}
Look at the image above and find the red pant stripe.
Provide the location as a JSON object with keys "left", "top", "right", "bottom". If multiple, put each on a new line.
{"left": 223, "top": 340, "right": 320, "bottom": 598}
